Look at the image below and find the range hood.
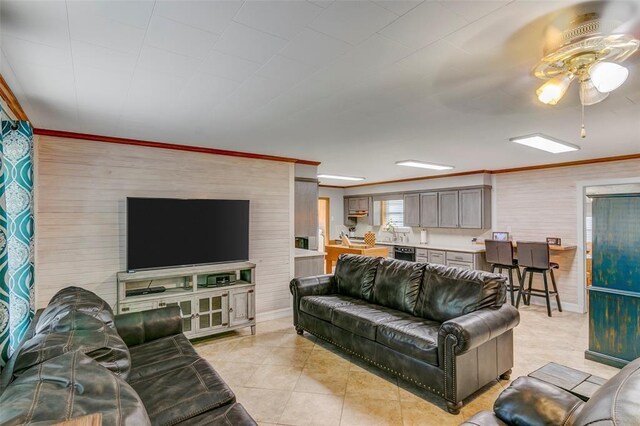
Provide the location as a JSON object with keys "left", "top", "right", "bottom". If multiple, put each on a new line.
{"left": 347, "top": 210, "right": 368, "bottom": 218}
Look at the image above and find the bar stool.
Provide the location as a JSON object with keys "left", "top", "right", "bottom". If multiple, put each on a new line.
{"left": 485, "top": 240, "right": 521, "bottom": 305}
{"left": 516, "top": 241, "right": 563, "bottom": 317}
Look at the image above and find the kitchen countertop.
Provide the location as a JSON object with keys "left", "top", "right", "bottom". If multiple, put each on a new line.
{"left": 346, "top": 238, "right": 486, "bottom": 253}
{"left": 294, "top": 248, "right": 326, "bottom": 258}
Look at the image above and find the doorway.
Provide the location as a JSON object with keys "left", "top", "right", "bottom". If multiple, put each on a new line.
{"left": 318, "top": 197, "right": 330, "bottom": 249}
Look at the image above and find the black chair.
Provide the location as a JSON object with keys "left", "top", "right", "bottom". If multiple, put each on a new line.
{"left": 485, "top": 240, "right": 521, "bottom": 305}
{"left": 515, "top": 241, "right": 562, "bottom": 317}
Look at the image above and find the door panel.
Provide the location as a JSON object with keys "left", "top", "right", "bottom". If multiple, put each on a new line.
{"left": 403, "top": 194, "right": 420, "bottom": 227}
{"left": 438, "top": 191, "right": 459, "bottom": 228}
{"left": 419, "top": 193, "right": 438, "bottom": 227}
{"left": 459, "top": 189, "right": 483, "bottom": 229}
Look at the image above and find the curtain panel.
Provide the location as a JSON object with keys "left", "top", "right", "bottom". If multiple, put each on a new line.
{"left": 0, "top": 120, "right": 35, "bottom": 366}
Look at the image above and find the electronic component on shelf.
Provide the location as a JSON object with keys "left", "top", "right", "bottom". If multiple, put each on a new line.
{"left": 199, "top": 273, "right": 237, "bottom": 287}
{"left": 126, "top": 286, "right": 166, "bottom": 297}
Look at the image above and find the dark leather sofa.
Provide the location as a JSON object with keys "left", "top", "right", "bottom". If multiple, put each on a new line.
{"left": 462, "top": 357, "right": 640, "bottom": 426}
{"left": 290, "top": 254, "right": 520, "bottom": 414}
{"left": 0, "top": 287, "right": 256, "bottom": 426}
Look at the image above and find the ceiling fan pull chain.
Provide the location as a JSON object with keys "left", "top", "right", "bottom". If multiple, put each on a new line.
{"left": 580, "top": 102, "right": 587, "bottom": 139}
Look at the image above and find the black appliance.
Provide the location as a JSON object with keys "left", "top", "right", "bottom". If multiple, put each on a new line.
{"left": 294, "top": 237, "right": 309, "bottom": 249}
{"left": 127, "top": 197, "right": 249, "bottom": 271}
{"left": 394, "top": 246, "right": 415, "bottom": 262}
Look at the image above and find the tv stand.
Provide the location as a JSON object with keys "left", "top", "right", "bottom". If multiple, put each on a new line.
{"left": 117, "top": 262, "right": 256, "bottom": 338}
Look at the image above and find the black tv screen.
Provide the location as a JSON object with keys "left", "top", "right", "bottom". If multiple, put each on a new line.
{"left": 127, "top": 197, "right": 249, "bottom": 271}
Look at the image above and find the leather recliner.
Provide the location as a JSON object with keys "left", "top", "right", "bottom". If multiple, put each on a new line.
{"left": 461, "top": 356, "right": 640, "bottom": 425}
{"left": 290, "top": 254, "right": 520, "bottom": 414}
{"left": 0, "top": 287, "right": 257, "bottom": 426}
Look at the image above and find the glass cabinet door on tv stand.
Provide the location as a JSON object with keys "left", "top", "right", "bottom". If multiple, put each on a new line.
{"left": 117, "top": 262, "right": 256, "bottom": 339}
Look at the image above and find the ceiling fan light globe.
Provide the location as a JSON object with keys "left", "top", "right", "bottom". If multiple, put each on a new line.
{"left": 589, "top": 62, "right": 629, "bottom": 93}
{"left": 580, "top": 80, "right": 610, "bottom": 105}
{"left": 536, "top": 73, "right": 574, "bottom": 105}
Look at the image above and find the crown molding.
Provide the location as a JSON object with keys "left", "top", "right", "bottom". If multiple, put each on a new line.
{"left": 34, "top": 128, "right": 321, "bottom": 166}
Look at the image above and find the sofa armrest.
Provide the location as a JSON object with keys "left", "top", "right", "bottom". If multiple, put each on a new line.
{"left": 493, "top": 376, "right": 584, "bottom": 426}
{"left": 115, "top": 306, "right": 182, "bottom": 347}
{"left": 438, "top": 304, "right": 520, "bottom": 355}
{"left": 289, "top": 274, "right": 335, "bottom": 326}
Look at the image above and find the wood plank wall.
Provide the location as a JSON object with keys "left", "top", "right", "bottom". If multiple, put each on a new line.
{"left": 494, "top": 158, "right": 640, "bottom": 309}
{"left": 35, "top": 135, "right": 293, "bottom": 314}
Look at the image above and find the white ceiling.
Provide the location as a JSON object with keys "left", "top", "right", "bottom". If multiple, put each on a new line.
{"left": 1, "top": 0, "right": 639, "bottom": 186}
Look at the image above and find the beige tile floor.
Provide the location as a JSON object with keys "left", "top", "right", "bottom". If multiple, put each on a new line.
{"left": 193, "top": 305, "right": 619, "bottom": 426}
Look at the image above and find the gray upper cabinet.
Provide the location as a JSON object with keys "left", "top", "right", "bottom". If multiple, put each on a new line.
{"left": 419, "top": 193, "right": 438, "bottom": 227}
{"left": 438, "top": 191, "right": 459, "bottom": 228}
{"left": 344, "top": 198, "right": 356, "bottom": 226}
{"left": 459, "top": 189, "right": 482, "bottom": 229}
{"left": 344, "top": 196, "right": 372, "bottom": 226}
{"left": 403, "top": 194, "right": 420, "bottom": 227}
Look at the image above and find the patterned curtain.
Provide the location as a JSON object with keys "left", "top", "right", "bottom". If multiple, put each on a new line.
{"left": 0, "top": 119, "right": 35, "bottom": 366}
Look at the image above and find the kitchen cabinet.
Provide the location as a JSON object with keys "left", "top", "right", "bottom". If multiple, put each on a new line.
{"left": 446, "top": 260, "right": 474, "bottom": 270}
{"left": 459, "top": 188, "right": 485, "bottom": 229}
{"left": 415, "top": 248, "right": 428, "bottom": 263}
{"left": 344, "top": 198, "right": 356, "bottom": 226}
{"left": 428, "top": 250, "right": 446, "bottom": 265}
{"left": 295, "top": 179, "right": 318, "bottom": 246}
{"left": 348, "top": 197, "right": 369, "bottom": 211}
{"left": 438, "top": 191, "right": 459, "bottom": 228}
{"left": 419, "top": 193, "right": 438, "bottom": 227}
{"left": 294, "top": 255, "right": 325, "bottom": 278}
{"left": 344, "top": 196, "right": 372, "bottom": 226}
{"left": 403, "top": 194, "right": 420, "bottom": 227}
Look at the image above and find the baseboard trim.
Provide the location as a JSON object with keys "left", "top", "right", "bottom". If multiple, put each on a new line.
{"left": 585, "top": 350, "right": 629, "bottom": 368}
{"left": 257, "top": 307, "right": 292, "bottom": 322}
{"left": 523, "top": 298, "right": 582, "bottom": 314}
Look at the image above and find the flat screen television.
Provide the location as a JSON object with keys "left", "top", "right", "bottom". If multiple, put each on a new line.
{"left": 127, "top": 197, "right": 249, "bottom": 271}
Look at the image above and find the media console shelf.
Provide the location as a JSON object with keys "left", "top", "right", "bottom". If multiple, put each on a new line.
{"left": 117, "top": 262, "right": 256, "bottom": 338}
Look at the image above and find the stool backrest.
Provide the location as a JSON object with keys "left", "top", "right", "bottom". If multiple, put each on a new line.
{"left": 517, "top": 242, "right": 550, "bottom": 269}
{"left": 485, "top": 240, "right": 514, "bottom": 266}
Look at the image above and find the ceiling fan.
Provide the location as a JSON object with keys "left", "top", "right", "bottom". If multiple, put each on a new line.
{"left": 533, "top": 8, "right": 639, "bottom": 137}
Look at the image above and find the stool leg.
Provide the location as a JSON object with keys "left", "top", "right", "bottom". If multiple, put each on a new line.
{"left": 550, "top": 269, "right": 562, "bottom": 312}
{"left": 526, "top": 269, "right": 533, "bottom": 306}
{"left": 516, "top": 269, "right": 526, "bottom": 308}
{"left": 508, "top": 268, "right": 515, "bottom": 305}
{"left": 542, "top": 271, "right": 552, "bottom": 317}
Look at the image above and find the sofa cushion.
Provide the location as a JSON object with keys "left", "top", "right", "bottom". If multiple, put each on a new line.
{"left": 331, "top": 303, "right": 410, "bottom": 341}
{"left": 371, "top": 258, "right": 424, "bottom": 314}
{"left": 0, "top": 351, "right": 150, "bottom": 426}
{"left": 127, "top": 334, "right": 199, "bottom": 382}
{"left": 414, "top": 264, "right": 507, "bottom": 323}
{"left": 334, "top": 254, "right": 380, "bottom": 301}
{"left": 300, "top": 294, "right": 361, "bottom": 322}
{"left": 376, "top": 317, "right": 441, "bottom": 366}
{"left": 129, "top": 356, "right": 236, "bottom": 426}
{"left": 494, "top": 377, "right": 584, "bottom": 426}
{"left": 12, "top": 312, "right": 131, "bottom": 380}
{"left": 176, "top": 403, "right": 257, "bottom": 426}
{"left": 36, "top": 286, "right": 115, "bottom": 333}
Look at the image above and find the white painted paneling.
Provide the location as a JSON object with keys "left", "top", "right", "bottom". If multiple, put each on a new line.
{"left": 35, "top": 136, "right": 293, "bottom": 316}
{"left": 495, "top": 159, "right": 640, "bottom": 308}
